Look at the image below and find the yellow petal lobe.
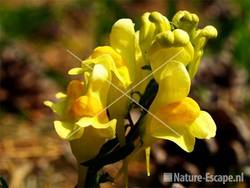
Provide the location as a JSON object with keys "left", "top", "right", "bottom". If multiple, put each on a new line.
{"left": 189, "top": 111, "right": 216, "bottom": 139}
{"left": 159, "top": 97, "right": 200, "bottom": 126}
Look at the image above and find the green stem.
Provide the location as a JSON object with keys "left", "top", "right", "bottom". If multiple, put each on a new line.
{"left": 145, "top": 147, "right": 151, "bottom": 176}
{"left": 117, "top": 118, "right": 126, "bottom": 146}
{"left": 76, "top": 165, "right": 88, "bottom": 188}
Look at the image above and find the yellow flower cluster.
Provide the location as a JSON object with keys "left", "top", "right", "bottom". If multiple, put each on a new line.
{"left": 141, "top": 11, "right": 217, "bottom": 152}
{"left": 45, "top": 10, "right": 217, "bottom": 180}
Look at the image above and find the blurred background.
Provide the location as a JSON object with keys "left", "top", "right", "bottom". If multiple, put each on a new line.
{"left": 0, "top": 0, "right": 250, "bottom": 187}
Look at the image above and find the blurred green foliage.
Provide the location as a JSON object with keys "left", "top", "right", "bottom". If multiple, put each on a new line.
{"left": 233, "top": 0, "right": 250, "bottom": 72}
{"left": 0, "top": 5, "right": 56, "bottom": 40}
{"left": 201, "top": 0, "right": 250, "bottom": 77}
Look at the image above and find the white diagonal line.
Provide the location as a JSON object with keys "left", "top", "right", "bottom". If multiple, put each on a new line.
{"left": 65, "top": 49, "right": 183, "bottom": 138}
{"left": 97, "top": 49, "right": 184, "bottom": 116}
{"left": 102, "top": 78, "right": 181, "bottom": 136}
{"left": 67, "top": 50, "right": 83, "bottom": 62}
{"left": 66, "top": 49, "right": 182, "bottom": 138}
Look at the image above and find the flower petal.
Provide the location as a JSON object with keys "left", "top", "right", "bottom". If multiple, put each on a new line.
{"left": 139, "top": 12, "right": 157, "bottom": 59}
{"left": 88, "top": 64, "right": 111, "bottom": 105}
{"left": 172, "top": 10, "right": 199, "bottom": 36}
{"left": 76, "top": 117, "right": 116, "bottom": 138}
{"left": 139, "top": 12, "right": 171, "bottom": 62}
{"left": 55, "top": 92, "right": 67, "bottom": 99}
{"left": 68, "top": 67, "right": 84, "bottom": 75}
{"left": 66, "top": 80, "right": 85, "bottom": 99}
{"left": 147, "top": 116, "right": 195, "bottom": 152}
{"left": 54, "top": 120, "right": 84, "bottom": 140}
{"left": 149, "top": 29, "right": 194, "bottom": 82}
{"left": 44, "top": 99, "right": 67, "bottom": 116}
{"left": 189, "top": 111, "right": 216, "bottom": 139}
{"left": 158, "top": 97, "right": 200, "bottom": 126}
{"left": 156, "top": 61, "right": 191, "bottom": 104}
{"left": 91, "top": 47, "right": 131, "bottom": 88}
{"left": 110, "top": 18, "right": 136, "bottom": 82}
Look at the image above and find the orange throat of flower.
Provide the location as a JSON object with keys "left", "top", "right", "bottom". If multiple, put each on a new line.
{"left": 159, "top": 97, "right": 200, "bottom": 126}
{"left": 70, "top": 95, "right": 108, "bottom": 122}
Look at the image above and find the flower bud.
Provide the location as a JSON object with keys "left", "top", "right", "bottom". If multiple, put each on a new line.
{"left": 139, "top": 12, "right": 171, "bottom": 63}
{"left": 149, "top": 29, "right": 194, "bottom": 82}
{"left": 172, "top": 10, "right": 199, "bottom": 40}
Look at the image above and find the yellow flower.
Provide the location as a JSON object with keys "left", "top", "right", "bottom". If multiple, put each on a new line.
{"left": 109, "top": 18, "right": 137, "bottom": 84}
{"left": 139, "top": 11, "right": 171, "bottom": 63}
{"left": 172, "top": 10, "right": 199, "bottom": 40}
{"left": 69, "top": 19, "right": 136, "bottom": 87}
{"left": 68, "top": 18, "right": 151, "bottom": 145}
{"left": 148, "top": 28, "right": 194, "bottom": 82}
{"left": 44, "top": 10, "right": 218, "bottom": 185}
{"left": 172, "top": 10, "right": 218, "bottom": 78}
{"left": 44, "top": 80, "right": 85, "bottom": 140}
{"left": 140, "top": 11, "right": 217, "bottom": 81}
{"left": 68, "top": 19, "right": 137, "bottom": 113}
{"left": 133, "top": 31, "right": 153, "bottom": 95}
{"left": 142, "top": 61, "right": 216, "bottom": 152}
{"left": 44, "top": 64, "right": 116, "bottom": 161}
